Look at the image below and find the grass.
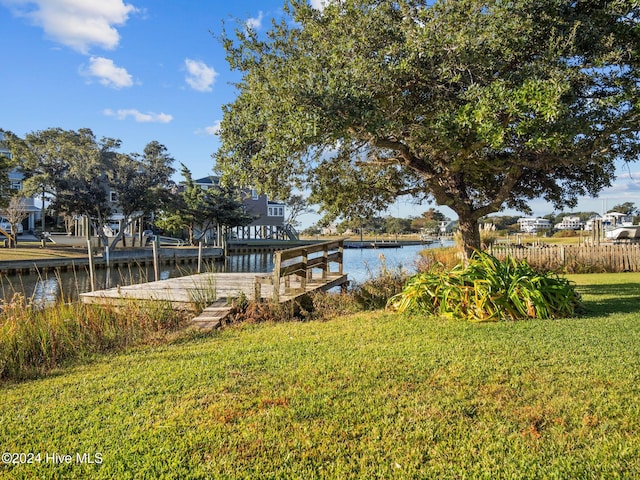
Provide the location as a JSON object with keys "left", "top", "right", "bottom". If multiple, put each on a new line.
{"left": 1, "top": 274, "right": 639, "bottom": 478}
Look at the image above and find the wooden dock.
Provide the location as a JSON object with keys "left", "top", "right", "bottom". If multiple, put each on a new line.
{"left": 80, "top": 240, "right": 348, "bottom": 330}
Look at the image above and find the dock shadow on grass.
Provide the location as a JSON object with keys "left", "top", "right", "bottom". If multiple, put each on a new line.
{"left": 575, "top": 282, "right": 640, "bottom": 317}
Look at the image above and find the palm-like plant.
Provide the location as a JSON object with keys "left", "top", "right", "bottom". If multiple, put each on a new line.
{"left": 387, "top": 252, "right": 581, "bottom": 321}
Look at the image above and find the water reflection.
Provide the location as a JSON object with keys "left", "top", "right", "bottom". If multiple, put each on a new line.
{"left": 1, "top": 243, "right": 450, "bottom": 306}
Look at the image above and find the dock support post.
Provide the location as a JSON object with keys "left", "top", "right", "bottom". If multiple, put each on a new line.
{"left": 152, "top": 237, "right": 159, "bottom": 282}
{"left": 87, "top": 239, "right": 95, "bottom": 292}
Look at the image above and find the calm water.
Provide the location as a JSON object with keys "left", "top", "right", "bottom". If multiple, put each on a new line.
{"left": 1, "top": 242, "right": 450, "bottom": 305}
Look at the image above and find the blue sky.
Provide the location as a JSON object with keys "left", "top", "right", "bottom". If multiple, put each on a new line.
{"left": 1, "top": 0, "right": 639, "bottom": 228}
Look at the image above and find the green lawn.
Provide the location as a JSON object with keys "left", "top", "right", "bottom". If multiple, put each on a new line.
{"left": 1, "top": 274, "right": 639, "bottom": 479}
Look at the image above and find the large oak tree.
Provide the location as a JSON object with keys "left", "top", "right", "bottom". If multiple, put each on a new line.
{"left": 215, "top": 0, "right": 640, "bottom": 257}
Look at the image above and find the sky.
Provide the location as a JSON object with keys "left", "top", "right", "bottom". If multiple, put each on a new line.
{"left": 1, "top": 0, "right": 640, "bottom": 228}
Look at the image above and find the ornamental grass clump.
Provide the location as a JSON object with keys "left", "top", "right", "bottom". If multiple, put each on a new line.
{"left": 387, "top": 252, "right": 581, "bottom": 321}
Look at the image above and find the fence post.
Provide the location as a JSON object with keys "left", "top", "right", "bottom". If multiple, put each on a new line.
{"left": 322, "top": 244, "right": 329, "bottom": 280}
{"left": 272, "top": 250, "right": 281, "bottom": 302}
{"left": 301, "top": 248, "right": 308, "bottom": 290}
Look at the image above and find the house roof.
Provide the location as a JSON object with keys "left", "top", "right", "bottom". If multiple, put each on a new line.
{"left": 193, "top": 176, "right": 220, "bottom": 185}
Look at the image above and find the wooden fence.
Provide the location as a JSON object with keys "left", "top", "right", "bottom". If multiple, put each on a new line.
{"left": 254, "top": 240, "right": 346, "bottom": 302}
{"left": 489, "top": 243, "right": 640, "bottom": 273}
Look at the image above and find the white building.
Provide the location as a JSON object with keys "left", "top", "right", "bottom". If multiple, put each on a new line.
{"left": 603, "top": 212, "right": 633, "bottom": 228}
{"left": 518, "top": 217, "right": 552, "bottom": 233}
{"left": 585, "top": 212, "right": 634, "bottom": 231}
{"left": 554, "top": 216, "right": 583, "bottom": 230}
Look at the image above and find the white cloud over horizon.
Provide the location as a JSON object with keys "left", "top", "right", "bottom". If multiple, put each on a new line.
{"left": 81, "top": 56, "right": 133, "bottom": 88}
{"left": 103, "top": 108, "right": 172, "bottom": 123}
{"left": 184, "top": 58, "right": 217, "bottom": 92}
{"left": 1, "top": 0, "right": 138, "bottom": 54}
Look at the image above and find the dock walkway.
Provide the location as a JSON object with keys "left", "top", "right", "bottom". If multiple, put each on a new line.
{"left": 80, "top": 240, "right": 348, "bottom": 330}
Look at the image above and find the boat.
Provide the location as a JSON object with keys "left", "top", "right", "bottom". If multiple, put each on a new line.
{"left": 605, "top": 226, "right": 640, "bottom": 241}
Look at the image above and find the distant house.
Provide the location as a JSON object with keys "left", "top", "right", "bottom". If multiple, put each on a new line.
{"left": 517, "top": 217, "right": 551, "bottom": 233}
{"left": 603, "top": 212, "right": 633, "bottom": 228}
{"left": 193, "top": 177, "right": 296, "bottom": 241}
{"left": 554, "top": 215, "right": 583, "bottom": 230}
{"left": 0, "top": 133, "right": 41, "bottom": 232}
{"left": 585, "top": 212, "right": 633, "bottom": 231}
{"left": 439, "top": 220, "right": 456, "bottom": 235}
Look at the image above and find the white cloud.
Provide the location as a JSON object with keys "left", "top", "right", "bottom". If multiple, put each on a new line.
{"left": 1, "top": 0, "right": 137, "bottom": 54}
{"left": 103, "top": 108, "right": 172, "bottom": 123}
{"left": 184, "top": 58, "right": 217, "bottom": 92}
{"left": 81, "top": 56, "right": 133, "bottom": 88}
{"left": 246, "top": 11, "right": 263, "bottom": 30}
{"left": 309, "top": 0, "right": 328, "bottom": 11}
{"left": 196, "top": 121, "right": 221, "bottom": 136}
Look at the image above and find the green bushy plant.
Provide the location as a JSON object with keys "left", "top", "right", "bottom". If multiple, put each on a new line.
{"left": 350, "top": 255, "right": 409, "bottom": 310}
{"left": 388, "top": 252, "right": 581, "bottom": 321}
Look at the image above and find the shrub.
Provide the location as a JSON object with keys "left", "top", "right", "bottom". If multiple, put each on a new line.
{"left": 387, "top": 252, "right": 581, "bottom": 321}
{"left": 0, "top": 295, "right": 190, "bottom": 381}
{"left": 350, "top": 255, "right": 409, "bottom": 310}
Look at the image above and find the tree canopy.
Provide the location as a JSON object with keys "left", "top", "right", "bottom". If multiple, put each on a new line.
{"left": 156, "top": 165, "right": 254, "bottom": 245}
{"left": 215, "top": 0, "right": 640, "bottom": 257}
{"left": 4, "top": 128, "right": 175, "bottom": 248}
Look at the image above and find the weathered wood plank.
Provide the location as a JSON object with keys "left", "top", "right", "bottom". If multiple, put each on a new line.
{"left": 80, "top": 270, "right": 349, "bottom": 331}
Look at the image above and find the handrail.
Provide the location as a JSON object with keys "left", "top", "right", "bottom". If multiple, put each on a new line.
{"left": 255, "top": 239, "right": 344, "bottom": 302}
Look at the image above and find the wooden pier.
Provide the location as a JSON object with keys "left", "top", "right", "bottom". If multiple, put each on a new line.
{"left": 80, "top": 240, "right": 348, "bottom": 330}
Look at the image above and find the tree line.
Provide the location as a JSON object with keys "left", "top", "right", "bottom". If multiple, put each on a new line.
{"left": 0, "top": 128, "right": 253, "bottom": 248}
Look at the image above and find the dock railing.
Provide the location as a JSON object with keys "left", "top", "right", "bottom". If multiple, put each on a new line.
{"left": 254, "top": 239, "right": 344, "bottom": 302}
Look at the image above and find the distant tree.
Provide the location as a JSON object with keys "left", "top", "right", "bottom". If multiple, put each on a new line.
{"left": 609, "top": 202, "right": 637, "bottom": 215}
{"left": 5, "top": 128, "right": 175, "bottom": 249}
{"left": 3, "top": 128, "right": 72, "bottom": 231}
{"left": 285, "top": 193, "right": 315, "bottom": 228}
{"left": 384, "top": 216, "right": 411, "bottom": 235}
{"left": 0, "top": 131, "right": 15, "bottom": 208}
{"left": 158, "top": 165, "right": 253, "bottom": 245}
{"left": 216, "top": 0, "right": 640, "bottom": 258}
{"left": 0, "top": 196, "right": 28, "bottom": 247}
{"left": 107, "top": 141, "right": 176, "bottom": 247}
{"left": 411, "top": 208, "right": 448, "bottom": 232}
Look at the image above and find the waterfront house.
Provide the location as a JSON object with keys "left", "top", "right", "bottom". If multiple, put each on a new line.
{"left": 193, "top": 176, "right": 296, "bottom": 241}
{"left": 517, "top": 217, "right": 552, "bottom": 233}
{"left": 554, "top": 215, "right": 583, "bottom": 230}
{"left": 0, "top": 132, "right": 41, "bottom": 232}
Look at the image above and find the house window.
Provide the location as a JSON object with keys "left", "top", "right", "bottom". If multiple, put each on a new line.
{"left": 110, "top": 191, "right": 118, "bottom": 203}
{"left": 10, "top": 181, "right": 21, "bottom": 191}
{"left": 268, "top": 205, "right": 284, "bottom": 217}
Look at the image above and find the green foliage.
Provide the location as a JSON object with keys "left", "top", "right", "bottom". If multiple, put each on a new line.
{"left": 4, "top": 128, "right": 175, "bottom": 248}
{"left": 158, "top": 165, "right": 254, "bottom": 245}
{"left": 388, "top": 252, "right": 581, "bottom": 321}
{"left": 0, "top": 131, "right": 15, "bottom": 208}
{"left": 216, "top": 0, "right": 640, "bottom": 256}
{"left": 553, "top": 229, "right": 579, "bottom": 238}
